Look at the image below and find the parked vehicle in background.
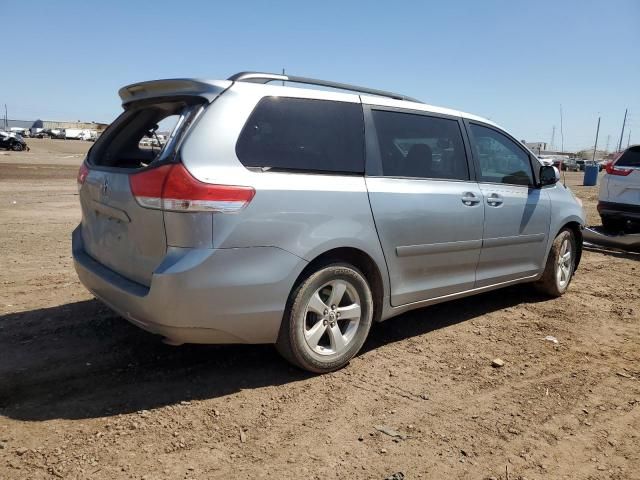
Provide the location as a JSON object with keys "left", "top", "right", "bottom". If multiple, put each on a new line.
{"left": 65, "top": 128, "right": 97, "bottom": 141}
{"left": 36, "top": 128, "right": 65, "bottom": 139}
{"left": 585, "top": 160, "right": 603, "bottom": 172}
{"left": 576, "top": 159, "right": 586, "bottom": 171}
{"left": 65, "top": 129, "right": 85, "bottom": 140}
{"left": 49, "top": 129, "right": 66, "bottom": 139}
{"left": 552, "top": 158, "right": 565, "bottom": 171}
{"left": 9, "top": 127, "right": 29, "bottom": 137}
{"left": 537, "top": 155, "right": 554, "bottom": 167}
{"left": 598, "top": 145, "right": 640, "bottom": 231}
{"left": 562, "top": 158, "right": 579, "bottom": 171}
{"left": 72, "top": 72, "right": 585, "bottom": 373}
{"left": 0, "top": 131, "right": 29, "bottom": 151}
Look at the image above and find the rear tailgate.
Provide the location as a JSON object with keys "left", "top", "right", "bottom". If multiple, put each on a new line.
{"left": 78, "top": 81, "right": 229, "bottom": 286}
{"left": 80, "top": 169, "right": 166, "bottom": 286}
{"left": 607, "top": 146, "right": 640, "bottom": 206}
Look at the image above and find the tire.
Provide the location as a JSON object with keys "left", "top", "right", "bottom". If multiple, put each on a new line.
{"left": 276, "top": 262, "right": 374, "bottom": 373}
{"left": 11, "top": 143, "right": 23, "bottom": 152}
{"left": 535, "top": 229, "right": 576, "bottom": 297}
{"left": 601, "top": 216, "right": 625, "bottom": 233}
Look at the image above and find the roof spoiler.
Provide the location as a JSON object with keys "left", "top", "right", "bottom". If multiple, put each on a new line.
{"left": 228, "top": 71, "right": 422, "bottom": 103}
{"left": 118, "top": 79, "right": 231, "bottom": 105}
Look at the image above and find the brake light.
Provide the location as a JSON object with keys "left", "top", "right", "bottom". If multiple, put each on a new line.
{"left": 129, "top": 164, "right": 255, "bottom": 213}
{"left": 77, "top": 162, "right": 89, "bottom": 189}
{"left": 605, "top": 162, "right": 633, "bottom": 176}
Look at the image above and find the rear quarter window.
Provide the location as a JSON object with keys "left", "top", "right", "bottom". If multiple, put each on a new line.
{"left": 617, "top": 146, "right": 640, "bottom": 167}
{"left": 236, "top": 97, "right": 364, "bottom": 174}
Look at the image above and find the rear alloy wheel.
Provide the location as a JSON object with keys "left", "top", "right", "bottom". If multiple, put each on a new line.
{"left": 276, "top": 263, "right": 373, "bottom": 373}
{"left": 535, "top": 229, "right": 576, "bottom": 297}
{"left": 11, "top": 143, "right": 23, "bottom": 152}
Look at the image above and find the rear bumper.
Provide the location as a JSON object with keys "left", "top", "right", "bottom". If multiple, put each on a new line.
{"left": 72, "top": 226, "right": 307, "bottom": 344}
{"left": 597, "top": 201, "right": 640, "bottom": 221}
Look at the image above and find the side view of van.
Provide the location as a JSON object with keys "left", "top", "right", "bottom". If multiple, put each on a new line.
{"left": 73, "top": 72, "right": 585, "bottom": 372}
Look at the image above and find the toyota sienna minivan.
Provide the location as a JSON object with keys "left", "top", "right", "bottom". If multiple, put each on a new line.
{"left": 73, "top": 71, "right": 585, "bottom": 372}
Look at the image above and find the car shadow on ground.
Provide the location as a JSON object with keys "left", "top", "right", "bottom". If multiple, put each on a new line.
{"left": 0, "top": 285, "right": 547, "bottom": 422}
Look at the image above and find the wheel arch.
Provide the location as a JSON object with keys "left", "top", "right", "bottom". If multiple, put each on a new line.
{"left": 292, "top": 247, "right": 385, "bottom": 323}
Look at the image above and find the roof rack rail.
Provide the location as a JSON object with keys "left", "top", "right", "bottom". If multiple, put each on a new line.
{"left": 228, "top": 71, "right": 422, "bottom": 103}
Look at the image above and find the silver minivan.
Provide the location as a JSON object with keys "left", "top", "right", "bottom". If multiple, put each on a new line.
{"left": 73, "top": 72, "right": 585, "bottom": 372}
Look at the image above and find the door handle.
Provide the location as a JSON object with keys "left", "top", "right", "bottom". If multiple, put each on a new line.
{"left": 461, "top": 192, "right": 481, "bottom": 206}
{"left": 487, "top": 193, "right": 503, "bottom": 206}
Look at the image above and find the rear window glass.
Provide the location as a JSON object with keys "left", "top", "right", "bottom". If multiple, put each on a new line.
{"left": 617, "top": 146, "right": 640, "bottom": 167}
{"left": 236, "top": 97, "right": 364, "bottom": 174}
{"left": 89, "top": 100, "right": 202, "bottom": 169}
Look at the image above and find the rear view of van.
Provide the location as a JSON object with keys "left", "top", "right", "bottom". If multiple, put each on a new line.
{"left": 73, "top": 77, "right": 378, "bottom": 371}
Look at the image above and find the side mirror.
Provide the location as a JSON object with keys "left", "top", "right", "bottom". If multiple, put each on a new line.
{"left": 540, "top": 165, "right": 560, "bottom": 186}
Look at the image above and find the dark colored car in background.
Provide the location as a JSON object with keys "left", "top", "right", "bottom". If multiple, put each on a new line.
{"left": 0, "top": 131, "right": 29, "bottom": 151}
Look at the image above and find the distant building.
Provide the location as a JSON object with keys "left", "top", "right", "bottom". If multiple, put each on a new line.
{"left": 1, "top": 118, "right": 109, "bottom": 133}
{"left": 524, "top": 141, "right": 547, "bottom": 154}
{"left": 32, "top": 119, "right": 109, "bottom": 132}
{"left": 2, "top": 119, "right": 34, "bottom": 130}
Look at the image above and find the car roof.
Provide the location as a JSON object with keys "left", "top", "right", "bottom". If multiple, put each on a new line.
{"left": 119, "top": 75, "right": 500, "bottom": 128}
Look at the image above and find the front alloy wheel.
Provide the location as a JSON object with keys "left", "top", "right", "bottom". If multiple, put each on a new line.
{"left": 555, "top": 236, "right": 573, "bottom": 290}
{"left": 536, "top": 229, "right": 576, "bottom": 297}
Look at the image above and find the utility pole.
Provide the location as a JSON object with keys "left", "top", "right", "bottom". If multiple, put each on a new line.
{"left": 559, "top": 105, "right": 564, "bottom": 153}
{"left": 628, "top": 130, "right": 632, "bottom": 149}
{"left": 617, "top": 108, "right": 628, "bottom": 152}
{"left": 605, "top": 134, "right": 611, "bottom": 153}
{"left": 282, "top": 68, "right": 285, "bottom": 86}
{"left": 3, "top": 104, "right": 7, "bottom": 131}
{"left": 550, "top": 126, "right": 556, "bottom": 150}
{"left": 592, "top": 116, "right": 601, "bottom": 162}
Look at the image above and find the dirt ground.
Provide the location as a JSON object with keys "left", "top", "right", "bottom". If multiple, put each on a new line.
{"left": 1, "top": 139, "right": 638, "bottom": 480}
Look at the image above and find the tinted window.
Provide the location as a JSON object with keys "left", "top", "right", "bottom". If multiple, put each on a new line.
{"left": 617, "top": 146, "right": 640, "bottom": 167}
{"left": 371, "top": 110, "right": 469, "bottom": 180}
{"left": 236, "top": 97, "right": 364, "bottom": 173}
{"left": 470, "top": 124, "right": 534, "bottom": 186}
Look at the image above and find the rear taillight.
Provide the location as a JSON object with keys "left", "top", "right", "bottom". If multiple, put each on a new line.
{"left": 605, "top": 162, "right": 633, "bottom": 176}
{"left": 129, "top": 164, "right": 255, "bottom": 213}
{"left": 77, "top": 162, "right": 89, "bottom": 190}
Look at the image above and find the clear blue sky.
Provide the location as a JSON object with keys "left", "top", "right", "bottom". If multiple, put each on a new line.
{"left": 3, "top": 0, "right": 638, "bottom": 151}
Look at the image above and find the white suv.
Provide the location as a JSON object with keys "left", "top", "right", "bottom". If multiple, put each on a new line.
{"left": 598, "top": 145, "right": 640, "bottom": 231}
